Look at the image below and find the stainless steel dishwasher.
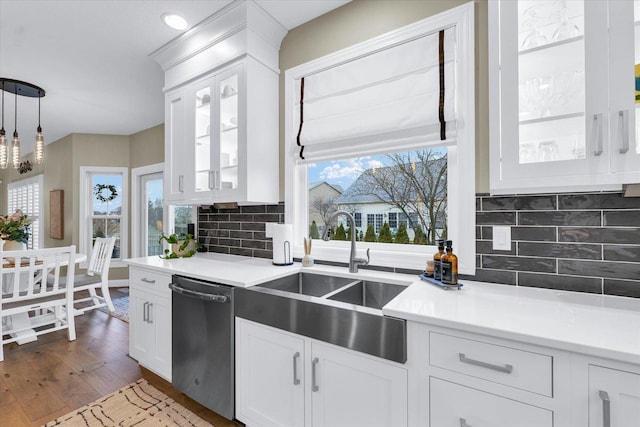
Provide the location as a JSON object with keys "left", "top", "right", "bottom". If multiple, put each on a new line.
{"left": 169, "top": 275, "right": 235, "bottom": 420}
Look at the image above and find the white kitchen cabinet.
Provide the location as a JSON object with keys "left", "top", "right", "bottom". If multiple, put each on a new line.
{"left": 235, "top": 318, "right": 408, "bottom": 427}
{"left": 236, "top": 318, "right": 305, "bottom": 427}
{"left": 310, "top": 340, "right": 408, "bottom": 427}
{"left": 164, "top": 88, "right": 187, "bottom": 202}
{"left": 164, "top": 56, "right": 279, "bottom": 205}
{"left": 430, "top": 377, "right": 553, "bottom": 427}
{"left": 588, "top": 365, "right": 640, "bottom": 427}
{"left": 128, "top": 267, "right": 172, "bottom": 381}
{"left": 489, "top": 0, "right": 640, "bottom": 193}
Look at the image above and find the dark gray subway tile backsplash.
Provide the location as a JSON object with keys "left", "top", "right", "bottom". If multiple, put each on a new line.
{"left": 467, "top": 191, "right": 640, "bottom": 298}
{"left": 198, "top": 191, "right": 640, "bottom": 298}
{"left": 198, "top": 203, "right": 284, "bottom": 258}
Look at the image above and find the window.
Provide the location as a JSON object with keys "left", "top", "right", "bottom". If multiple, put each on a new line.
{"left": 79, "top": 167, "right": 128, "bottom": 267}
{"left": 354, "top": 212, "right": 362, "bottom": 227}
{"left": 7, "top": 175, "right": 43, "bottom": 249}
{"left": 284, "top": 4, "right": 475, "bottom": 273}
{"left": 388, "top": 212, "right": 398, "bottom": 229}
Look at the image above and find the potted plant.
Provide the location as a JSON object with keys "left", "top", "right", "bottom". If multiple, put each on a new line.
{"left": 0, "top": 210, "right": 32, "bottom": 250}
{"left": 159, "top": 232, "right": 197, "bottom": 258}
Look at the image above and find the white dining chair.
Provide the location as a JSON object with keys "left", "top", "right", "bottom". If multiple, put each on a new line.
{"left": 0, "top": 245, "right": 77, "bottom": 362}
{"left": 52, "top": 237, "right": 117, "bottom": 315}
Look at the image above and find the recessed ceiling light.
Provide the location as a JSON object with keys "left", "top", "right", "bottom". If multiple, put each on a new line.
{"left": 162, "top": 13, "right": 188, "bottom": 30}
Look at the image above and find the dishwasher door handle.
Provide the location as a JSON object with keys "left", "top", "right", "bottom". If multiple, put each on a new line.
{"left": 169, "top": 283, "right": 229, "bottom": 303}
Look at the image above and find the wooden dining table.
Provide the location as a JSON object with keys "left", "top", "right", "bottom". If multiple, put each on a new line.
{"left": 1, "top": 252, "right": 87, "bottom": 345}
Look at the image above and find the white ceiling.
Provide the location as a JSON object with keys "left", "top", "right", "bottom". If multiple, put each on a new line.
{"left": 0, "top": 0, "right": 349, "bottom": 154}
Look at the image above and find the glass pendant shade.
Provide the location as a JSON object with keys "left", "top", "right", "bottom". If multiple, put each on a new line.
{"left": 0, "top": 131, "right": 7, "bottom": 169}
{"left": 35, "top": 127, "right": 44, "bottom": 164}
{"left": 11, "top": 131, "right": 20, "bottom": 169}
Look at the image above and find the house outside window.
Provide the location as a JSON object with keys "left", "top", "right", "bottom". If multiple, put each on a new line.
{"left": 7, "top": 174, "right": 43, "bottom": 249}
{"left": 79, "top": 166, "right": 128, "bottom": 267}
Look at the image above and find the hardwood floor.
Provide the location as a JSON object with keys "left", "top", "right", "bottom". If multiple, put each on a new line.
{"left": 0, "top": 309, "right": 242, "bottom": 427}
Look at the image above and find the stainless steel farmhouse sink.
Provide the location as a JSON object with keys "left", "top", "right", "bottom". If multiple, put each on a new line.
{"left": 255, "top": 272, "right": 355, "bottom": 297}
{"left": 235, "top": 272, "right": 410, "bottom": 363}
{"left": 327, "top": 280, "right": 407, "bottom": 309}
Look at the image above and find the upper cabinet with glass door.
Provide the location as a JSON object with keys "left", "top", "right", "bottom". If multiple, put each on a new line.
{"left": 489, "top": 0, "right": 640, "bottom": 194}
{"left": 155, "top": 0, "right": 285, "bottom": 206}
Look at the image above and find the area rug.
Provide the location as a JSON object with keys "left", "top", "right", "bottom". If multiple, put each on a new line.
{"left": 43, "top": 378, "right": 212, "bottom": 426}
{"left": 98, "top": 287, "right": 129, "bottom": 323}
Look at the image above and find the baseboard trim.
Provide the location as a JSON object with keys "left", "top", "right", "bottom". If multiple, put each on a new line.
{"left": 109, "top": 279, "right": 129, "bottom": 288}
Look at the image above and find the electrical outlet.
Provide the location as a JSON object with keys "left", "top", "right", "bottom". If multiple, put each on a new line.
{"left": 492, "top": 226, "right": 511, "bottom": 251}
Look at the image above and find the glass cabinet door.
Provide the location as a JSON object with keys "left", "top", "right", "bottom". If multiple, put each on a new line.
{"left": 218, "top": 71, "right": 239, "bottom": 192}
{"left": 609, "top": 0, "right": 640, "bottom": 174}
{"left": 499, "top": 0, "right": 599, "bottom": 181}
{"left": 194, "top": 81, "right": 212, "bottom": 194}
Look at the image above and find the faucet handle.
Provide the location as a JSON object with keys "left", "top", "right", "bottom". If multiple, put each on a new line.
{"left": 355, "top": 248, "right": 370, "bottom": 266}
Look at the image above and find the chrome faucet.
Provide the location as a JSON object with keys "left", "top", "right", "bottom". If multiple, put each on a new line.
{"left": 322, "top": 210, "right": 370, "bottom": 273}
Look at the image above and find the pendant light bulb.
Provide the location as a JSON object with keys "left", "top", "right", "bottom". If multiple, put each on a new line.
{"left": 34, "top": 95, "right": 44, "bottom": 164}
{"left": 35, "top": 128, "right": 44, "bottom": 165}
{"left": 0, "top": 82, "right": 7, "bottom": 169}
{"left": 12, "top": 92, "right": 20, "bottom": 169}
{"left": 0, "top": 131, "right": 7, "bottom": 169}
{"left": 11, "top": 130, "right": 20, "bottom": 169}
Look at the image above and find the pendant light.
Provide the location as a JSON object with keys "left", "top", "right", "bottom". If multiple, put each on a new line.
{"left": 12, "top": 92, "right": 21, "bottom": 169}
{"left": 0, "top": 82, "right": 7, "bottom": 169}
{"left": 0, "top": 78, "right": 46, "bottom": 169}
{"left": 34, "top": 92, "right": 44, "bottom": 164}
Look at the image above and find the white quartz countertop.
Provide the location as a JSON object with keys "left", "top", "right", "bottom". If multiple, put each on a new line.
{"left": 384, "top": 278, "right": 640, "bottom": 365}
{"left": 125, "top": 253, "right": 299, "bottom": 287}
{"left": 125, "top": 254, "right": 640, "bottom": 364}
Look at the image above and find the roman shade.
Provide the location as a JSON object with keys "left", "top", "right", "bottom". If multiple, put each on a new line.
{"left": 294, "top": 26, "right": 457, "bottom": 163}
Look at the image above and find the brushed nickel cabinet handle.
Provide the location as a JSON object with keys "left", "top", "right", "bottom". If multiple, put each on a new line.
{"left": 292, "top": 352, "right": 300, "bottom": 385}
{"left": 593, "top": 113, "right": 603, "bottom": 156}
{"left": 141, "top": 278, "right": 155, "bottom": 284}
{"left": 311, "top": 357, "right": 319, "bottom": 392}
{"left": 459, "top": 353, "right": 513, "bottom": 374}
{"left": 619, "top": 109, "right": 630, "bottom": 154}
{"left": 599, "top": 390, "right": 611, "bottom": 427}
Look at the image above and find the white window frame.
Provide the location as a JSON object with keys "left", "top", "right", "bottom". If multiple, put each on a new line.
{"left": 79, "top": 166, "right": 128, "bottom": 268}
{"left": 7, "top": 174, "right": 44, "bottom": 249}
{"left": 284, "top": 3, "right": 475, "bottom": 274}
{"left": 131, "top": 162, "right": 165, "bottom": 258}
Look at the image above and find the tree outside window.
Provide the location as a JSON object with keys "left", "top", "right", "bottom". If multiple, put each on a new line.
{"left": 308, "top": 149, "right": 447, "bottom": 245}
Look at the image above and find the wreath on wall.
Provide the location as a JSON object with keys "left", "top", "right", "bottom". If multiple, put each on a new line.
{"left": 94, "top": 184, "right": 118, "bottom": 202}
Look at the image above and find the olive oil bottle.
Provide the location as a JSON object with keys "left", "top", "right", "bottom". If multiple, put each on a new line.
{"left": 441, "top": 240, "right": 458, "bottom": 285}
{"left": 433, "top": 239, "right": 445, "bottom": 280}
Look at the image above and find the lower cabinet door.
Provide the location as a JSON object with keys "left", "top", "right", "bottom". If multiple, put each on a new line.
{"left": 236, "top": 319, "right": 305, "bottom": 427}
{"left": 430, "top": 377, "right": 553, "bottom": 427}
{"left": 149, "top": 293, "right": 171, "bottom": 381}
{"left": 129, "top": 288, "right": 154, "bottom": 362}
{"left": 310, "top": 341, "right": 408, "bottom": 427}
{"left": 588, "top": 365, "right": 640, "bottom": 427}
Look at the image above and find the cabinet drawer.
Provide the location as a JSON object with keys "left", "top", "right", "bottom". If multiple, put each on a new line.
{"left": 429, "top": 377, "right": 552, "bottom": 427}
{"left": 429, "top": 332, "right": 552, "bottom": 397}
{"left": 129, "top": 268, "right": 171, "bottom": 295}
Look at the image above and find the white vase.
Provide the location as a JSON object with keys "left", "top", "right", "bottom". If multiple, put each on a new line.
{"left": 3, "top": 240, "right": 26, "bottom": 251}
